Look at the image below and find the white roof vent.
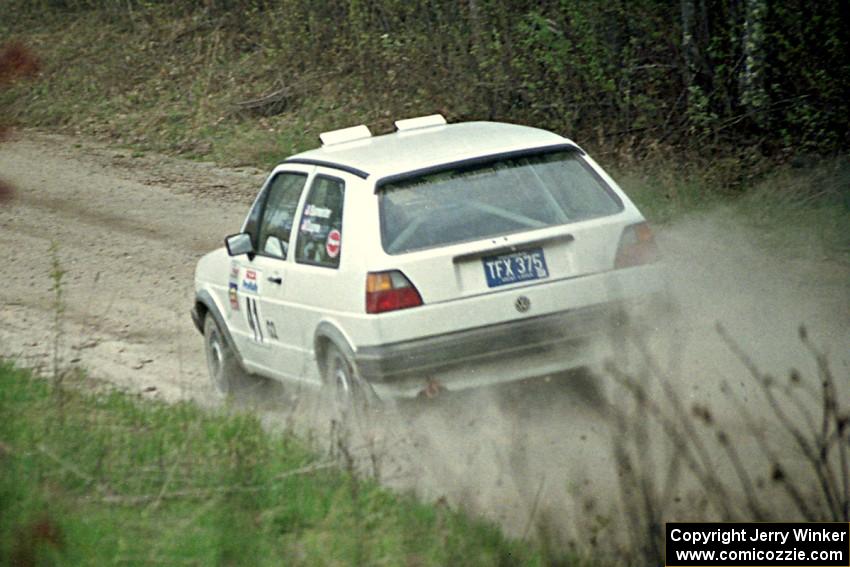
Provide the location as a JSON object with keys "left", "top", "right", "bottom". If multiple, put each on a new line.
{"left": 319, "top": 124, "right": 372, "bottom": 146}
{"left": 394, "top": 114, "right": 447, "bottom": 132}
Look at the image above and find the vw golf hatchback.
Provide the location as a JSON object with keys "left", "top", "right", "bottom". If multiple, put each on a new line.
{"left": 192, "top": 115, "right": 665, "bottom": 403}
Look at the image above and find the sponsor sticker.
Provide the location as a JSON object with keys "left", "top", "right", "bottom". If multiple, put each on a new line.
{"left": 300, "top": 219, "right": 323, "bottom": 234}
{"left": 228, "top": 282, "right": 239, "bottom": 310}
{"left": 304, "top": 204, "right": 332, "bottom": 219}
{"left": 229, "top": 263, "right": 240, "bottom": 281}
{"left": 326, "top": 229, "right": 341, "bottom": 259}
{"left": 241, "top": 268, "right": 260, "bottom": 294}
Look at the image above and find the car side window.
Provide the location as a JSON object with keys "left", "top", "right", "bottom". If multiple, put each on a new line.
{"left": 295, "top": 175, "right": 345, "bottom": 268}
{"left": 256, "top": 172, "right": 308, "bottom": 260}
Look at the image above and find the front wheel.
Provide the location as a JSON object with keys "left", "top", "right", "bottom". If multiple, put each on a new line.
{"left": 203, "top": 313, "right": 253, "bottom": 397}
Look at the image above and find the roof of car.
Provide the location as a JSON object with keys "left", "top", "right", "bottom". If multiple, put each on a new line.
{"left": 283, "top": 121, "right": 576, "bottom": 181}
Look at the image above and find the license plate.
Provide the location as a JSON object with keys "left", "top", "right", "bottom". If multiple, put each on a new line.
{"left": 483, "top": 248, "right": 549, "bottom": 288}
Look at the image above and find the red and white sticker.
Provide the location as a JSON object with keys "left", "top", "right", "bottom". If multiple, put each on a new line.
{"left": 326, "top": 229, "right": 341, "bottom": 259}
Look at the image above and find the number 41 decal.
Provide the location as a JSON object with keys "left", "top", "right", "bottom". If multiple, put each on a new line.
{"left": 265, "top": 320, "right": 278, "bottom": 340}
{"left": 244, "top": 297, "right": 278, "bottom": 343}
{"left": 245, "top": 297, "right": 264, "bottom": 344}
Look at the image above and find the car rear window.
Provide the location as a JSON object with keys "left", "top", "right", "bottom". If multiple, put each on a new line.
{"left": 378, "top": 150, "right": 623, "bottom": 254}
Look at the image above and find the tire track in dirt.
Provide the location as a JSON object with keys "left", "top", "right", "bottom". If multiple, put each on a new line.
{"left": 0, "top": 132, "right": 254, "bottom": 402}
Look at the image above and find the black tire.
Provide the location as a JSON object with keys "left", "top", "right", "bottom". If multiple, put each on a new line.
{"left": 324, "top": 345, "right": 375, "bottom": 416}
{"left": 203, "top": 313, "right": 252, "bottom": 397}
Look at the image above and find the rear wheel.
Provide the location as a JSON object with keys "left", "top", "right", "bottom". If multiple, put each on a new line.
{"left": 203, "top": 313, "right": 252, "bottom": 397}
{"left": 324, "top": 345, "right": 375, "bottom": 416}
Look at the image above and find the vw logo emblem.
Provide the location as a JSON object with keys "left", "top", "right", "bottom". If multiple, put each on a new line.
{"left": 515, "top": 296, "right": 531, "bottom": 313}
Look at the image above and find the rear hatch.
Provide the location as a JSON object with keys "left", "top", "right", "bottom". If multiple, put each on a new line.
{"left": 377, "top": 147, "right": 636, "bottom": 304}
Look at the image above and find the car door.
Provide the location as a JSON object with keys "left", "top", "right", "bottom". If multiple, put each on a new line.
{"left": 232, "top": 166, "right": 312, "bottom": 380}
{"left": 279, "top": 172, "right": 352, "bottom": 383}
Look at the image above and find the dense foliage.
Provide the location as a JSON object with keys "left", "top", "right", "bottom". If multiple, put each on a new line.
{"left": 6, "top": 0, "right": 848, "bottom": 156}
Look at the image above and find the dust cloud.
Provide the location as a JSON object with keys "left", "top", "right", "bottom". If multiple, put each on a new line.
{"left": 257, "top": 207, "right": 849, "bottom": 554}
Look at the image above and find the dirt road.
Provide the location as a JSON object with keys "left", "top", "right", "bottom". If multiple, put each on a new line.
{"left": 0, "top": 131, "right": 263, "bottom": 400}
{"left": 2, "top": 131, "right": 848, "bottom": 549}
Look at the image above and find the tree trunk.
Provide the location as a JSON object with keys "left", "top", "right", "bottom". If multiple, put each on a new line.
{"left": 681, "top": 0, "right": 698, "bottom": 88}
{"left": 740, "top": 0, "right": 769, "bottom": 127}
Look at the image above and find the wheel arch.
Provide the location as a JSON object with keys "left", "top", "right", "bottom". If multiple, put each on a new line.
{"left": 194, "top": 289, "right": 245, "bottom": 367}
{"left": 313, "top": 321, "right": 357, "bottom": 383}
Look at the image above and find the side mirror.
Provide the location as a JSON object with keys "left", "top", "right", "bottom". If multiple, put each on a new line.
{"left": 225, "top": 233, "right": 253, "bottom": 257}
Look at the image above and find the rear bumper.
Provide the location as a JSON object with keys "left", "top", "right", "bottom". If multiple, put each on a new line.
{"left": 354, "top": 294, "right": 666, "bottom": 397}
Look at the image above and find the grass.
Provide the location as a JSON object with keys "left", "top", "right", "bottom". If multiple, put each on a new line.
{"left": 733, "top": 157, "right": 850, "bottom": 258}
{"left": 0, "top": 362, "right": 544, "bottom": 565}
{"left": 611, "top": 153, "right": 850, "bottom": 262}
{"left": 0, "top": 9, "right": 357, "bottom": 166}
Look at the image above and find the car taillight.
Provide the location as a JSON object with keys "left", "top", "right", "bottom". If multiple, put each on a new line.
{"left": 366, "top": 270, "right": 423, "bottom": 314}
{"left": 614, "top": 221, "right": 660, "bottom": 269}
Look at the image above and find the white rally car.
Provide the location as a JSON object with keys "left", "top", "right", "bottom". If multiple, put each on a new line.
{"left": 191, "top": 115, "right": 665, "bottom": 404}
